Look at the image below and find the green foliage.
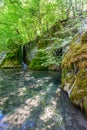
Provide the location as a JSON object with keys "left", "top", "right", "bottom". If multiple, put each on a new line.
{"left": 0, "top": 0, "right": 86, "bottom": 52}
{"left": 29, "top": 51, "right": 48, "bottom": 70}
{"left": 0, "top": 0, "right": 87, "bottom": 69}
{"left": 40, "top": 43, "right": 62, "bottom": 66}
{"left": 29, "top": 41, "right": 62, "bottom": 70}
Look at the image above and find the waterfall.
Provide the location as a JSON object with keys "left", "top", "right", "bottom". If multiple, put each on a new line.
{"left": 21, "top": 45, "right": 27, "bottom": 68}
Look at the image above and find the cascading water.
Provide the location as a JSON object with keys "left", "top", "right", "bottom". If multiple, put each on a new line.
{"left": 21, "top": 45, "right": 27, "bottom": 68}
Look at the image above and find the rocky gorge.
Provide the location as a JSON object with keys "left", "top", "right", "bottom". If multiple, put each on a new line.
{"left": 0, "top": 16, "right": 87, "bottom": 116}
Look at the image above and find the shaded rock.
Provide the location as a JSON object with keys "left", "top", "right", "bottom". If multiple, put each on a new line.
{"left": 49, "top": 64, "right": 61, "bottom": 71}
{"left": 0, "top": 51, "right": 6, "bottom": 67}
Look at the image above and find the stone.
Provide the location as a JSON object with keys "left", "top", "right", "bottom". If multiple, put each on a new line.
{"left": 62, "top": 30, "right": 87, "bottom": 115}
{"left": 0, "top": 51, "right": 6, "bottom": 67}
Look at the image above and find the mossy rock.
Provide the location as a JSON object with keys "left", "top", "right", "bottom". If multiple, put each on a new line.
{"left": 0, "top": 46, "right": 22, "bottom": 68}
{"left": 81, "top": 31, "right": 87, "bottom": 44}
{"left": 62, "top": 30, "right": 87, "bottom": 115}
{"left": 48, "top": 64, "right": 61, "bottom": 71}
{"left": 38, "top": 39, "right": 48, "bottom": 49}
{"left": 1, "top": 58, "right": 22, "bottom": 68}
{"left": 37, "top": 21, "right": 62, "bottom": 49}
{"left": 29, "top": 51, "right": 48, "bottom": 70}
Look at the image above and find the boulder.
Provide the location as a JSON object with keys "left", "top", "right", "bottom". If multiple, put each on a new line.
{"left": 1, "top": 58, "right": 22, "bottom": 68}
{"left": 62, "top": 30, "right": 87, "bottom": 115}
{"left": 0, "top": 49, "right": 22, "bottom": 68}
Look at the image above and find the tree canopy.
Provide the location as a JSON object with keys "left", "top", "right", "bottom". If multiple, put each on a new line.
{"left": 0, "top": 0, "right": 87, "bottom": 51}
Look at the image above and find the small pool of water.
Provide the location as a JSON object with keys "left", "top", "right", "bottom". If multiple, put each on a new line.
{"left": 0, "top": 69, "right": 87, "bottom": 130}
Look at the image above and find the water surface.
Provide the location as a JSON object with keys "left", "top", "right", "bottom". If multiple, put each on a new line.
{"left": 0, "top": 69, "right": 87, "bottom": 130}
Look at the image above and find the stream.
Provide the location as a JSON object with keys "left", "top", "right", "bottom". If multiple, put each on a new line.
{"left": 0, "top": 69, "right": 87, "bottom": 130}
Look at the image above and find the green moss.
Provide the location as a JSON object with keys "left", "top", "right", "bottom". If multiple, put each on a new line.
{"left": 62, "top": 30, "right": 87, "bottom": 114}
{"left": 81, "top": 31, "right": 87, "bottom": 44}
{"left": 1, "top": 58, "right": 22, "bottom": 68}
{"left": 29, "top": 58, "right": 48, "bottom": 70}
{"left": 84, "top": 98, "right": 87, "bottom": 115}
{"left": 29, "top": 51, "right": 48, "bottom": 70}
{"left": 0, "top": 45, "right": 22, "bottom": 68}
{"left": 70, "top": 70, "right": 87, "bottom": 95}
{"left": 38, "top": 39, "right": 48, "bottom": 49}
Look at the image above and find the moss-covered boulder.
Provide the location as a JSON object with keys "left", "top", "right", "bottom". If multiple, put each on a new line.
{"left": 1, "top": 58, "right": 22, "bottom": 68}
{"left": 29, "top": 51, "right": 48, "bottom": 70}
{"left": 0, "top": 47, "right": 22, "bottom": 68}
{"left": 62, "top": 30, "right": 87, "bottom": 115}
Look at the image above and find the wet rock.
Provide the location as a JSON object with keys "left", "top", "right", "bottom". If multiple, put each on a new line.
{"left": 0, "top": 51, "right": 6, "bottom": 67}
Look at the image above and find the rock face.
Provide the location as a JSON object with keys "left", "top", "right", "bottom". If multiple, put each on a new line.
{"left": 62, "top": 30, "right": 87, "bottom": 115}
{"left": 0, "top": 51, "right": 6, "bottom": 66}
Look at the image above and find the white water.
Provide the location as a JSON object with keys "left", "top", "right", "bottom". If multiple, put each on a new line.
{"left": 21, "top": 45, "right": 27, "bottom": 68}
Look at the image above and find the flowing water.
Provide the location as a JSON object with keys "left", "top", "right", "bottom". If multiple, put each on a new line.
{"left": 0, "top": 69, "right": 87, "bottom": 130}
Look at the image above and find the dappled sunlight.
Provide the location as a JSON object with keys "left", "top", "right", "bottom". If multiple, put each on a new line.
{"left": 2, "top": 95, "right": 41, "bottom": 126}
{"left": 24, "top": 76, "right": 34, "bottom": 81}
{"left": 17, "top": 87, "right": 27, "bottom": 96}
{"left": 0, "top": 97, "right": 9, "bottom": 107}
{"left": 25, "top": 96, "right": 40, "bottom": 107}
{"left": 40, "top": 104, "right": 56, "bottom": 121}
{"left": 0, "top": 69, "right": 87, "bottom": 129}
{"left": 0, "top": 69, "right": 61, "bottom": 129}
{"left": 48, "top": 83, "right": 53, "bottom": 87}
{"left": 0, "top": 83, "right": 59, "bottom": 129}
